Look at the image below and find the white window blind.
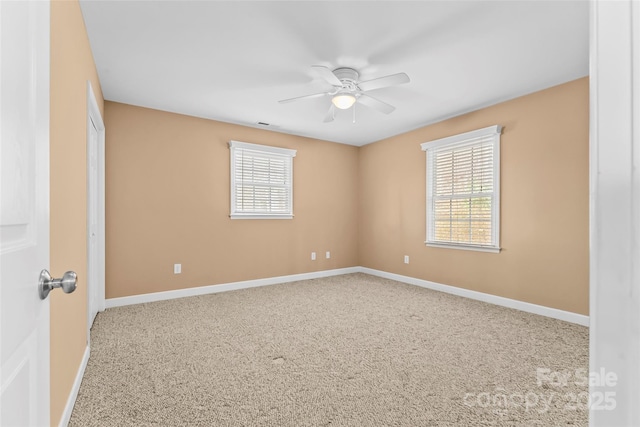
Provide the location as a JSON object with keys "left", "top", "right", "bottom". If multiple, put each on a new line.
{"left": 229, "top": 141, "right": 296, "bottom": 219}
{"left": 421, "top": 125, "right": 502, "bottom": 253}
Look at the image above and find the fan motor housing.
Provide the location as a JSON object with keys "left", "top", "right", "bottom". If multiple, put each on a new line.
{"left": 333, "top": 67, "right": 359, "bottom": 89}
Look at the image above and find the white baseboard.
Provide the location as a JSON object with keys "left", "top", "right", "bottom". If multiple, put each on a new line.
{"left": 360, "top": 267, "right": 589, "bottom": 326}
{"left": 105, "top": 266, "right": 588, "bottom": 327}
{"left": 58, "top": 345, "right": 90, "bottom": 427}
{"left": 105, "top": 267, "right": 361, "bottom": 309}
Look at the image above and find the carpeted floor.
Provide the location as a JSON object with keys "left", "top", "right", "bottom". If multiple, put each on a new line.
{"left": 69, "top": 273, "right": 588, "bottom": 426}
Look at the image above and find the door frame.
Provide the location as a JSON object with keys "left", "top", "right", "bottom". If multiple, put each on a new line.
{"left": 86, "top": 81, "right": 105, "bottom": 338}
{"left": 589, "top": 0, "right": 640, "bottom": 425}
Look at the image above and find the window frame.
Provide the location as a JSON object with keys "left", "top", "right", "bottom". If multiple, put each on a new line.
{"left": 420, "top": 125, "right": 502, "bottom": 253}
{"left": 229, "top": 140, "right": 297, "bottom": 220}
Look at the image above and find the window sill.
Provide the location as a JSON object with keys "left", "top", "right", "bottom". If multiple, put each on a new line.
{"left": 230, "top": 214, "right": 294, "bottom": 220}
{"left": 425, "top": 242, "right": 501, "bottom": 253}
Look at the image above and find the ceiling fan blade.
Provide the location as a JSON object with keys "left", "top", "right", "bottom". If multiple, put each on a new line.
{"left": 278, "top": 92, "right": 328, "bottom": 104}
{"left": 358, "top": 72, "right": 410, "bottom": 92}
{"left": 311, "top": 65, "right": 343, "bottom": 87}
{"left": 323, "top": 104, "right": 335, "bottom": 123}
{"left": 357, "top": 94, "right": 396, "bottom": 114}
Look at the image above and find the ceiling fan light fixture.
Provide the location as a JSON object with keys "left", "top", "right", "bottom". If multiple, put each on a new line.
{"left": 332, "top": 93, "right": 357, "bottom": 110}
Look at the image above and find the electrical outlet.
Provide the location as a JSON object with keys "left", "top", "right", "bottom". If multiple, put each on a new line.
{"left": 326, "top": 251, "right": 331, "bottom": 259}
{"left": 311, "top": 252, "right": 316, "bottom": 261}
{"left": 404, "top": 255, "right": 409, "bottom": 264}
{"left": 174, "top": 263, "right": 182, "bottom": 274}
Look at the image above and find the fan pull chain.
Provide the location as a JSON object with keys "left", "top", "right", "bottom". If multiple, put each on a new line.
{"left": 353, "top": 103, "right": 356, "bottom": 124}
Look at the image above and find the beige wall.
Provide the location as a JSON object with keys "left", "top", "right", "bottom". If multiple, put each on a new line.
{"left": 359, "top": 78, "right": 589, "bottom": 315}
{"left": 105, "top": 79, "right": 588, "bottom": 315}
{"left": 50, "top": 1, "right": 104, "bottom": 424}
{"left": 105, "top": 102, "right": 360, "bottom": 298}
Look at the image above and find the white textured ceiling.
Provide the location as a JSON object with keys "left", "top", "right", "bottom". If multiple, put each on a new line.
{"left": 79, "top": 1, "right": 588, "bottom": 146}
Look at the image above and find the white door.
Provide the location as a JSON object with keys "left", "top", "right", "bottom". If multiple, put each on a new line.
{"left": 87, "top": 116, "right": 99, "bottom": 329}
{"left": 0, "top": 1, "right": 51, "bottom": 426}
{"left": 86, "top": 83, "right": 105, "bottom": 334}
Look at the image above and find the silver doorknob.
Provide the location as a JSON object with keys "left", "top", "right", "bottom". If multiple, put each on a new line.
{"left": 39, "top": 269, "right": 77, "bottom": 300}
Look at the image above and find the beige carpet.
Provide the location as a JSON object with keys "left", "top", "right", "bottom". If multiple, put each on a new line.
{"left": 69, "top": 273, "right": 588, "bottom": 426}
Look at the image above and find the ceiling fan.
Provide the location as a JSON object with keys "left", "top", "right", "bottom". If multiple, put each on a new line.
{"left": 278, "top": 66, "right": 410, "bottom": 122}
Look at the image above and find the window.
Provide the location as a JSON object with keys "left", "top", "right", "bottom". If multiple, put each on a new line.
{"left": 420, "top": 125, "right": 502, "bottom": 253}
{"left": 229, "top": 141, "right": 296, "bottom": 219}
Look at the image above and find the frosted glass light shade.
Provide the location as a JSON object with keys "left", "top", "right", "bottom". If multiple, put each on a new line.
{"left": 332, "top": 94, "right": 356, "bottom": 109}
